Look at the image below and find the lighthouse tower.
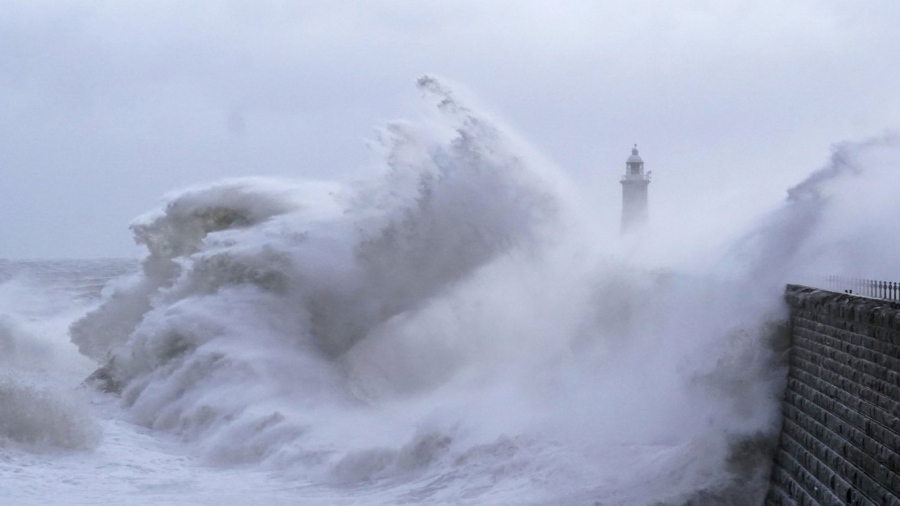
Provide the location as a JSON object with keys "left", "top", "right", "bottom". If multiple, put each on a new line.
{"left": 620, "top": 144, "right": 650, "bottom": 233}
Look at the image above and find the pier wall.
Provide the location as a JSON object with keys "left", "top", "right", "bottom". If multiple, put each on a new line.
{"left": 765, "top": 285, "right": 900, "bottom": 505}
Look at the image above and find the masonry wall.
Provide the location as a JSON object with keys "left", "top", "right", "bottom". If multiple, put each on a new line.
{"left": 765, "top": 285, "right": 900, "bottom": 506}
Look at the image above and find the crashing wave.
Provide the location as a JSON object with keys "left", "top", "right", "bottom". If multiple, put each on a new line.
{"left": 66, "top": 77, "right": 900, "bottom": 504}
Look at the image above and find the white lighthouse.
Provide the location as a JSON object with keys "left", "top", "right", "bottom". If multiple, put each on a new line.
{"left": 620, "top": 144, "right": 650, "bottom": 234}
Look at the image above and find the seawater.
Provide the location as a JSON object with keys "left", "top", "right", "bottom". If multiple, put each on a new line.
{"left": 3, "top": 78, "right": 900, "bottom": 505}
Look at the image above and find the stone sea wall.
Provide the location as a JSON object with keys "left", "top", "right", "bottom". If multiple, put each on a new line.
{"left": 765, "top": 285, "right": 900, "bottom": 505}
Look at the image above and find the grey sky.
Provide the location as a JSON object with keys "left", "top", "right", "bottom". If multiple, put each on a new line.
{"left": 2, "top": 1, "right": 899, "bottom": 259}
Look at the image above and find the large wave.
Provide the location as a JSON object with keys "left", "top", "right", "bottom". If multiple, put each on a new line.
{"left": 69, "top": 76, "right": 900, "bottom": 504}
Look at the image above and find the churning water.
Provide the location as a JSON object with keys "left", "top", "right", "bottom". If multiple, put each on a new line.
{"left": 3, "top": 77, "right": 899, "bottom": 505}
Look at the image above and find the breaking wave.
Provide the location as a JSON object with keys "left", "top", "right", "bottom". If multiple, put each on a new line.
{"left": 68, "top": 76, "right": 900, "bottom": 504}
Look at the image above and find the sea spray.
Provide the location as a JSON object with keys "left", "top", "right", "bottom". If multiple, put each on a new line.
{"left": 728, "top": 132, "right": 900, "bottom": 286}
{"left": 0, "top": 376, "right": 100, "bottom": 451}
{"left": 0, "top": 269, "right": 105, "bottom": 452}
{"left": 67, "top": 78, "right": 900, "bottom": 505}
{"left": 661, "top": 132, "right": 900, "bottom": 504}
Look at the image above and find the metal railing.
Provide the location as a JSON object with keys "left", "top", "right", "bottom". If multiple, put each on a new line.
{"left": 826, "top": 276, "right": 900, "bottom": 301}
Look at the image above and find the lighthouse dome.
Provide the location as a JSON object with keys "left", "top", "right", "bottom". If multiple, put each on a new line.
{"left": 626, "top": 145, "right": 643, "bottom": 164}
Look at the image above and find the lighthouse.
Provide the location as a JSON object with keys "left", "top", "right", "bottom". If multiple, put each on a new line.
{"left": 620, "top": 144, "right": 650, "bottom": 234}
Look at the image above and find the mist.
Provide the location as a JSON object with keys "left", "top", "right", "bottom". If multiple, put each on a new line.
{"left": 3, "top": 1, "right": 900, "bottom": 258}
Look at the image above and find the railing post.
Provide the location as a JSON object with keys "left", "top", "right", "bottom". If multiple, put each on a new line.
{"left": 824, "top": 276, "right": 900, "bottom": 299}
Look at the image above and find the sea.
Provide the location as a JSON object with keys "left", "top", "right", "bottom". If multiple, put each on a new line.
{"left": 2, "top": 78, "right": 899, "bottom": 505}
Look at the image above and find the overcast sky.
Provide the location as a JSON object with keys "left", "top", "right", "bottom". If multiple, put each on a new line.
{"left": 2, "top": 1, "right": 899, "bottom": 259}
